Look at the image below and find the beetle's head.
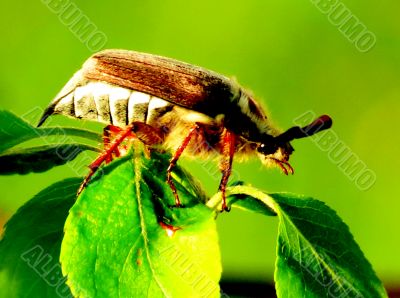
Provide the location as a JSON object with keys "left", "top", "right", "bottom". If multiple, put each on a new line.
{"left": 257, "top": 115, "right": 332, "bottom": 174}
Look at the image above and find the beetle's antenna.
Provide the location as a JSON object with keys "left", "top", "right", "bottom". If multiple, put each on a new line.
{"left": 276, "top": 115, "right": 332, "bottom": 143}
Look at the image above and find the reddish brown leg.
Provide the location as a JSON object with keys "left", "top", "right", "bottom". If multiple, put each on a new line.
{"left": 167, "top": 124, "right": 200, "bottom": 207}
{"left": 103, "top": 125, "right": 123, "bottom": 163}
{"left": 218, "top": 129, "right": 236, "bottom": 212}
{"left": 78, "top": 124, "right": 135, "bottom": 195}
{"left": 159, "top": 221, "right": 181, "bottom": 237}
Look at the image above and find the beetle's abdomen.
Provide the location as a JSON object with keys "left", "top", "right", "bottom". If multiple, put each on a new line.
{"left": 50, "top": 81, "right": 174, "bottom": 127}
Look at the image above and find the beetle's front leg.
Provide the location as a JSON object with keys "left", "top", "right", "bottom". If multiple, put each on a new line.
{"left": 218, "top": 128, "right": 236, "bottom": 212}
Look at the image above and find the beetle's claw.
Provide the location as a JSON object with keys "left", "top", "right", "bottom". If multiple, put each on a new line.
{"left": 220, "top": 204, "right": 231, "bottom": 213}
{"left": 169, "top": 203, "right": 185, "bottom": 209}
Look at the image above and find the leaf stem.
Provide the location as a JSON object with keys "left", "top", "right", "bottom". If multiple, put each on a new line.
{"left": 38, "top": 127, "right": 103, "bottom": 143}
{"left": 206, "top": 185, "right": 278, "bottom": 213}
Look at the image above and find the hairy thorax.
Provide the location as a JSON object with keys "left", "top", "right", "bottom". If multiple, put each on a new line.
{"left": 152, "top": 106, "right": 258, "bottom": 161}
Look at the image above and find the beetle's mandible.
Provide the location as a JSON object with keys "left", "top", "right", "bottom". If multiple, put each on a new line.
{"left": 38, "top": 49, "right": 332, "bottom": 211}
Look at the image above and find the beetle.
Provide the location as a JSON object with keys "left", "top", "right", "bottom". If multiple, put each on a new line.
{"left": 38, "top": 49, "right": 332, "bottom": 211}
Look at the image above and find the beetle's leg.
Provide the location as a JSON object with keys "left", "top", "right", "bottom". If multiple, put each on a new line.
{"left": 167, "top": 124, "right": 201, "bottom": 207}
{"left": 78, "top": 123, "right": 136, "bottom": 195}
{"left": 103, "top": 125, "right": 123, "bottom": 163}
{"left": 218, "top": 129, "right": 236, "bottom": 212}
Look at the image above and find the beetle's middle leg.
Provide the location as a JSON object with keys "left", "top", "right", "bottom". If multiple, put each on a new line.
{"left": 167, "top": 124, "right": 201, "bottom": 207}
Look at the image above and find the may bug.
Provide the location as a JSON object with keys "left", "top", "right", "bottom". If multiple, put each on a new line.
{"left": 38, "top": 49, "right": 332, "bottom": 211}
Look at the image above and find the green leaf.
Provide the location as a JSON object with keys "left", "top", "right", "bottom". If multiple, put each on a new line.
{"left": 0, "top": 144, "right": 99, "bottom": 175}
{"left": 272, "top": 193, "right": 387, "bottom": 298}
{"left": 221, "top": 186, "right": 387, "bottom": 298}
{"left": 61, "top": 149, "right": 221, "bottom": 298}
{"left": 0, "top": 178, "right": 80, "bottom": 298}
{"left": 0, "top": 110, "right": 101, "bottom": 154}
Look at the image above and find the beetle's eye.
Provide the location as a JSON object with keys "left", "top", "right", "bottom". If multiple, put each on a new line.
{"left": 257, "top": 143, "right": 277, "bottom": 155}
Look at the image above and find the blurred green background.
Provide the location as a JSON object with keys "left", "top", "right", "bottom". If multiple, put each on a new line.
{"left": 0, "top": 0, "right": 399, "bottom": 291}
